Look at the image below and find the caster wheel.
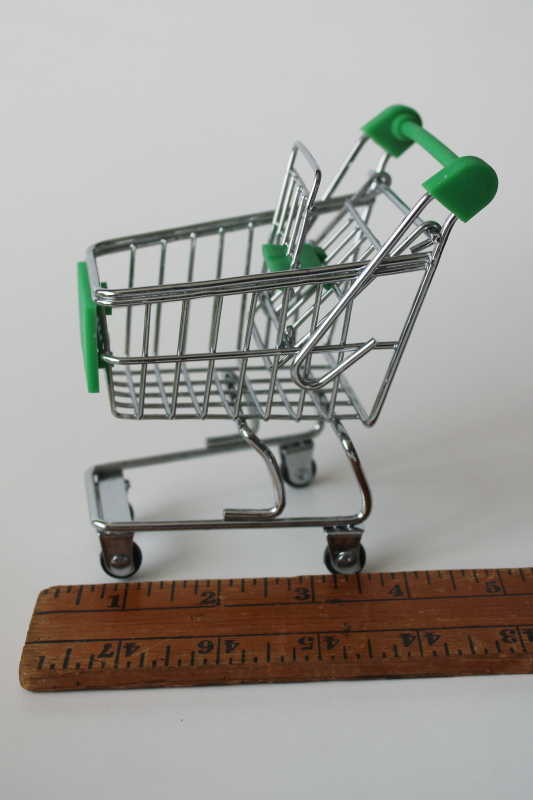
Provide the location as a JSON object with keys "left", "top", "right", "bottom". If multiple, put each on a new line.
{"left": 100, "top": 541, "right": 143, "bottom": 579}
{"left": 281, "top": 459, "right": 317, "bottom": 488}
{"left": 324, "top": 543, "right": 366, "bottom": 575}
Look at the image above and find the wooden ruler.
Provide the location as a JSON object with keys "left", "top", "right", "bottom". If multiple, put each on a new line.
{"left": 20, "top": 567, "right": 533, "bottom": 691}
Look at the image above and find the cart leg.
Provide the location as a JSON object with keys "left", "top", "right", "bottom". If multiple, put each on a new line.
{"left": 87, "top": 468, "right": 143, "bottom": 578}
{"left": 99, "top": 533, "right": 142, "bottom": 579}
{"left": 324, "top": 526, "right": 366, "bottom": 575}
{"left": 223, "top": 418, "right": 286, "bottom": 520}
{"left": 279, "top": 439, "right": 316, "bottom": 487}
{"left": 322, "top": 418, "right": 371, "bottom": 574}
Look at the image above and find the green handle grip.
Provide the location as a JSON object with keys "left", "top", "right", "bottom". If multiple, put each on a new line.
{"left": 361, "top": 105, "right": 498, "bottom": 222}
{"left": 78, "top": 261, "right": 100, "bottom": 393}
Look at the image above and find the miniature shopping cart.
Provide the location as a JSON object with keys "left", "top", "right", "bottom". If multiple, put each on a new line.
{"left": 78, "top": 105, "right": 497, "bottom": 578}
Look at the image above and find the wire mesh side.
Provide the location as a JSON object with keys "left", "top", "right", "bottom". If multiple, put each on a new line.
{"left": 92, "top": 143, "right": 455, "bottom": 427}
{"left": 270, "top": 142, "right": 321, "bottom": 267}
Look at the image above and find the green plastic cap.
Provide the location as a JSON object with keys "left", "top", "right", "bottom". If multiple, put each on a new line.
{"left": 262, "top": 243, "right": 331, "bottom": 290}
{"left": 361, "top": 105, "right": 422, "bottom": 157}
{"left": 422, "top": 156, "right": 498, "bottom": 223}
{"left": 262, "top": 243, "right": 327, "bottom": 271}
{"left": 362, "top": 104, "right": 498, "bottom": 221}
{"left": 77, "top": 261, "right": 100, "bottom": 393}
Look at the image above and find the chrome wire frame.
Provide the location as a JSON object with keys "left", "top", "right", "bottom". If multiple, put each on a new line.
{"left": 86, "top": 414, "right": 372, "bottom": 536}
{"left": 84, "top": 139, "right": 458, "bottom": 558}
{"left": 87, "top": 202, "right": 444, "bottom": 424}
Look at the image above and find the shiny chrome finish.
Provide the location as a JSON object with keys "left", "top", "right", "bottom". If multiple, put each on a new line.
{"left": 290, "top": 193, "right": 435, "bottom": 392}
{"left": 325, "top": 526, "right": 364, "bottom": 574}
{"left": 83, "top": 134, "right": 459, "bottom": 576}
{"left": 223, "top": 418, "right": 285, "bottom": 520}
{"left": 86, "top": 417, "right": 371, "bottom": 535}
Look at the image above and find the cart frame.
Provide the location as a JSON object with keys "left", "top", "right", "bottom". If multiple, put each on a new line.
{"left": 79, "top": 105, "right": 497, "bottom": 578}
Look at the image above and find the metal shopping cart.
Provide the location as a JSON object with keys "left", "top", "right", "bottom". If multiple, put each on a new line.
{"left": 78, "top": 105, "right": 497, "bottom": 578}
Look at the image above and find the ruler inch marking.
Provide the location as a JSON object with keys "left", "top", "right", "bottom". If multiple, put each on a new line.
{"left": 516, "top": 626, "right": 528, "bottom": 654}
{"left": 496, "top": 569, "right": 508, "bottom": 595}
{"left": 316, "top": 633, "right": 322, "bottom": 661}
{"left": 34, "top": 589, "right": 533, "bottom": 616}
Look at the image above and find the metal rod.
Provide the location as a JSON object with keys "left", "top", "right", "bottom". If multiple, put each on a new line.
{"left": 223, "top": 418, "right": 286, "bottom": 520}
{"left": 181, "top": 365, "right": 202, "bottom": 417}
{"left": 233, "top": 292, "right": 258, "bottom": 417}
{"left": 278, "top": 177, "right": 296, "bottom": 246}
{"left": 187, "top": 233, "right": 196, "bottom": 282}
{"left": 201, "top": 295, "right": 223, "bottom": 418}
{"left": 236, "top": 224, "right": 254, "bottom": 350}
{"left": 125, "top": 244, "right": 136, "bottom": 355}
{"left": 94, "top": 254, "right": 428, "bottom": 307}
{"left": 137, "top": 303, "right": 152, "bottom": 418}
{"left": 343, "top": 200, "right": 381, "bottom": 251}
{"left": 364, "top": 214, "right": 458, "bottom": 426}
{"left": 88, "top": 415, "right": 369, "bottom": 532}
{"left": 287, "top": 187, "right": 305, "bottom": 256}
{"left": 216, "top": 228, "right": 224, "bottom": 280}
{"left": 327, "top": 291, "right": 355, "bottom": 419}
{"left": 123, "top": 366, "right": 139, "bottom": 417}
{"left": 291, "top": 193, "right": 434, "bottom": 391}
{"left": 170, "top": 300, "right": 189, "bottom": 417}
{"left": 102, "top": 338, "right": 397, "bottom": 367}
{"left": 153, "top": 363, "right": 171, "bottom": 417}
{"left": 153, "top": 239, "right": 167, "bottom": 355}
{"left": 320, "top": 135, "right": 369, "bottom": 200}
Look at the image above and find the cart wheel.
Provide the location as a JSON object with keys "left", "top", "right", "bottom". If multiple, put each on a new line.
{"left": 100, "top": 542, "right": 142, "bottom": 579}
{"left": 324, "top": 543, "right": 366, "bottom": 575}
{"left": 281, "top": 458, "right": 317, "bottom": 488}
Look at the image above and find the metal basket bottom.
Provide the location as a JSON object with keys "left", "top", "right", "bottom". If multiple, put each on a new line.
{"left": 108, "top": 362, "right": 362, "bottom": 421}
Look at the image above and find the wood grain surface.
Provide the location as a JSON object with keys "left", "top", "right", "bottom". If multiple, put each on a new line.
{"left": 20, "top": 568, "right": 533, "bottom": 691}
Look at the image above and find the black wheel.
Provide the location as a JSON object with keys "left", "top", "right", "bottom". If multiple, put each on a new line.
{"left": 281, "top": 459, "right": 317, "bottom": 488}
{"left": 324, "top": 543, "right": 366, "bottom": 575}
{"left": 100, "top": 541, "right": 143, "bottom": 579}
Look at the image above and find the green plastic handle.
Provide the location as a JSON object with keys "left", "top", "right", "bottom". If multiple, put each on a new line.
{"left": 78, "top": 261, "right": 100, "bottom": 393}
{"left": 361, "top": 105, "right": 498, "bottom": 222}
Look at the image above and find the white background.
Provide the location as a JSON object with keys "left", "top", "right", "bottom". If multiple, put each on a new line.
{"left": 1, "top": 1, "right": 533, "bottom": 798}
